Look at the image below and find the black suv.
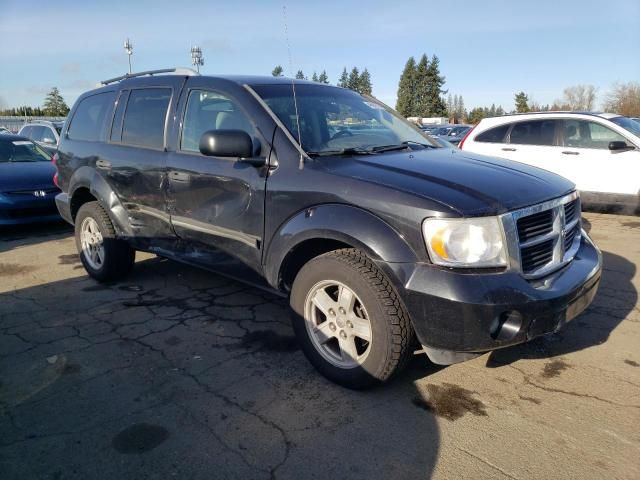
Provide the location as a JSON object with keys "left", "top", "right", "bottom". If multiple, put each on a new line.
{"left": 54, "top": 68, "right": 602, "bottom": 388}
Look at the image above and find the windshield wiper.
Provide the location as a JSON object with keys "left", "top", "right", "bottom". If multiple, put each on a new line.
{"left": 370, "top": 141, "right": 435, "bottom": 153}
{"left": 306, "top": 147, "right": 374, "bottom": 157}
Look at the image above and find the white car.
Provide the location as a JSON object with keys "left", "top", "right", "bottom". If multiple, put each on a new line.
{"left": 459, "top": 112, "right": 640, "bottom": 214}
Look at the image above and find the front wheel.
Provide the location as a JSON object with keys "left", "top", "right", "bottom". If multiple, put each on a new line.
{"left": 75, "top": 201, "right": 135, "bottom": 282}
{"left": 290, "top": 248, "right": 415, "bottom": 389}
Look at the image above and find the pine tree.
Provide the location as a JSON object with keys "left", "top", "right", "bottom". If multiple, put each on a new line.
{"left": 489, "top": 104, "right": 496, "bottom": 117}
{"left": 514, "top": 91, "right": 530, "bottom": 113}
{"left": 271, "top": 65, "right": 284, "bottom": 77}
{"left": 425, "top": 55, "right": 447, "bottom": 116}
{"left": 414, "top": 54, "right": 430, "bottom": 116}
{"left": 311, "top": 71, "right": 319, "bottom": 82}
{"left": 347, "top": 67, "right": 360, "bottom": 91}
{"left": 338, "top": 68, "right": 348, "bottom": 88}
{"left": 358, "top": 68, "right": 372, "bottom": 95}
{"left": 43, "top": 87, "right": 69, "bottom": 116}
{"left": 496, "top": 106, "right": 505, "bottom": 116}
{"left": 318, "top": 70, "right": 329, "bottom": 84}
{"left": 396, "top": 56, "right": 417, "bottom": 117}
{"left": 446, "top": 93, "right": 454, "bottom": 118}
{"left": 295, "top": 70, "right": 306, "bottom": 80}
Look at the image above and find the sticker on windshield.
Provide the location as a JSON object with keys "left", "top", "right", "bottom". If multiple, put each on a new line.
{"left": 12, "top": 141, "right": 32, "bottom": 146}
{"left": 363, "top": 101, "right": 384, "bottom": 110}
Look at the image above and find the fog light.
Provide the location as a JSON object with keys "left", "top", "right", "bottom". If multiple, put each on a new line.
{"left": 490, "top": 311, "right": 523, "bottom": 341}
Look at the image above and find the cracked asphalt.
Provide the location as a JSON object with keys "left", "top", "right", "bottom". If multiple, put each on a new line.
{"left": 1, "top": 213, "right": 639, "bottom": 479}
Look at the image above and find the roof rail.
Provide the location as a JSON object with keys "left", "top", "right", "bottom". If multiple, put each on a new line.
{"left": 101, "top": 67, "right": 200, "bottom": 85}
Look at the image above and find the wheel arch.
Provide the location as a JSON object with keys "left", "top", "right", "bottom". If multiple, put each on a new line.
{"left": 68, "top": 166, "right": 132, "bottom": 236}
{"left": 265, "top": 204, "right": 418, "bottom": 291}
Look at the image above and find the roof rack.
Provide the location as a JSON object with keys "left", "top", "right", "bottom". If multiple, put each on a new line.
{"left": 101, "top": 67, "right": 200, "bottom": 85}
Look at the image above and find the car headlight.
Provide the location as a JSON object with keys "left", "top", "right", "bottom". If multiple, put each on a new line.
{"left": 422, "top": 216, "right": 507, "bottom": 267}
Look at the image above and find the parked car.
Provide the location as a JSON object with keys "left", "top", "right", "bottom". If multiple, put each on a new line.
{"left": 18, "top": 120, "right": 64, "bottom": 154}
{"left": 0, "top": 127, "right": 12, "bottom": 135}
{"left": 0, "top": 135, "right": 61, "bottom": 225}
{"left": 54, "top": 69, "right": 602, "bottom": 388}
{"left": 445, "top": 125, "right": 472, "bottom": 146}
{"left": 459, "top": 112, "right": 640, "bottom": 215}
{"left": 430, "top": 135, "right": 458, "bottom": 149}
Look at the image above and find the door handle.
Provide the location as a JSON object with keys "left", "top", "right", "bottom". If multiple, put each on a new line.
{"left": 501, "top": 147, "right": 516, "bottom": 152}
{"left": 95, "top": 159, "right": 111, "bottom": 169}
{"left": 169, "top": 171, "right": 190, "bottom": 182}
{"left": 561, "top": 151, "right": 579, "bottom": 155}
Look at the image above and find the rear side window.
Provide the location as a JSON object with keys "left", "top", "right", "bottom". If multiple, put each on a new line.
{"left": 121, "top": 88, "right": 171, "bottom": 149}
{"left": 19, "top": 126, "right": 33, "bottom": 138}
{"left": 475, "top": 124, "right": 509, "bottom": 143}
{"left": 508, "top": 120, "right": 558, "bottom": 146}
{"left": 68, "top": 92, "right": 116, "bottom": 142}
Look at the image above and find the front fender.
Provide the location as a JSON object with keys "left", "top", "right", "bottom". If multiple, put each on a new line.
{"left": 69, "top": 166, "right": 132, "bottom": 236}
{"left": 264, "top": 204, "right": 419, "bottom": 287}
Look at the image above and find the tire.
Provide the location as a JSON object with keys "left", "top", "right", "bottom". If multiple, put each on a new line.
{"left": 74, "top": 201, "right": 135, "bottom": 282}
{"left": 290, "top": 248, "right": 415, "bottom": 389}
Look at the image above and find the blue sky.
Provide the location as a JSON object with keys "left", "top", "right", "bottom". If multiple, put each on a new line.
{"left": 1, "top": 0, "right": 638, "bottom": 112}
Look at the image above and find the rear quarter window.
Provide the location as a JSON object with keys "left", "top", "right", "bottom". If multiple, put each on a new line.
{"left": 475, "top": 124, "right": 509, "bottom": 143}
{"left": 68, "top": 91, "right": 116, "bottom": 142}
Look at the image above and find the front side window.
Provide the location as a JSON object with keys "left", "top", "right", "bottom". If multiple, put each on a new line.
{"left": 68, "top": 91, "right": 116, "bottom": 142}
{"left": 181, "top": 90, "right": 255, "bottom": 152}
{"left": 252, "top": 84, "right": 438, "bottom": 154}
{"left": 508, "top": 120, "right": 558, "bottom": 146}
{"left": 562, "top": 120, "right": 629, "bottom": 149}
{"left": 121, "top": 88, "right": 171, "bottom": 149}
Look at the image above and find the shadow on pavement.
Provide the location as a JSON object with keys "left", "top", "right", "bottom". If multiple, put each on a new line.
{"left": 0, "top": 256, "right": 441, "bottom": 479}
{"left": 0, "top": 221, "right": 72, "bottom": 253}
{"left": 487, "top": 250, "right": 636, "bottom": 367}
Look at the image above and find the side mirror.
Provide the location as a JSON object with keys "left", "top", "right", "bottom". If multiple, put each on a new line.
{"left": 199, "top": 130, "right": 253, "bottom": 158}
{"left": 608, "top": 141, "right": 633, "bottom": 152}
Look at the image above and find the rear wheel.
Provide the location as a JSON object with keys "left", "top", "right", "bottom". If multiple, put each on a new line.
{"left": 290, "top": 248, "right": 414, "bottom": 389}
{"left": 75, "top": 201, "right": 135, "bottom": 282}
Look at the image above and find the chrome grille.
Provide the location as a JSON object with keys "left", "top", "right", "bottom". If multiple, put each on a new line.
{"left": 502, "top": 192, "right": 581, "bottom": 279}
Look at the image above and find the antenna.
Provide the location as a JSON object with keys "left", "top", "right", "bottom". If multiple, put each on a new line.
{"left": 282, "top": 5, "right": 304, "bottom": 169}
{"left": 190, "top": 45, "right": 204, "bottom": 73}
{"left": 124, "top": 38, "right": 133, "bottom": 74}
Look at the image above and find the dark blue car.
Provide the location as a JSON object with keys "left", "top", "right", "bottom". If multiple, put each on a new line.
{"left": 0, "top": 135, "right": 61, "bottom": 225}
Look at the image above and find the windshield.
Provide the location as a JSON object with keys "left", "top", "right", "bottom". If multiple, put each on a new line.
{"left": 0, "top": 139, "right": 51, "bottom": 162}
{"left": 252, "top": 84, "right": 439, "bottom": 155}
{"left": 610, "top": 116, "right": 640, "bottom": 136}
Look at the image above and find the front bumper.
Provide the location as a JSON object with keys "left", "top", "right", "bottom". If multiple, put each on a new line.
{"left": 0, "top": 192, "right": 62, "bottom": 225}
{"left": 382, "top": 232, "right": 602, "bottom": 360}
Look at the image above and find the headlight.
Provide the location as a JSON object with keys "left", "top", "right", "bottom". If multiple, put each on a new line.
{"left": 423, "top": 216, "right": 507, "bottom": 267}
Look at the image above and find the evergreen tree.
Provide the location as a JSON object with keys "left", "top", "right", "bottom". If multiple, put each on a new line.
{"left": 347, "top": 67, "right": 360, "bottom": 91}
{"left": 489, "top": 104, "right": 496, "bottom": 117}
{"left": 295, "top": 70, "right": 306, "bottom": 80}
{"left": 358, "top": 68, "right": 372, "bottom": 95}
{"left": 514, "top": 91, "right": 530, "bottom": 113}
{"left": 311, "top": 71, "right": 319, "bottom": 82}
{"left": 425, "top": 55, "right": 446, "bottom": 116}
{"left": 318, "top": 70, "right": 329, "bottom": 84}
{"left": 446, "top": 93, "right": 454, "bottom": 118}
{"left": 271, "top": 65, "right": 284, "bottom": 77}
{"left": 414, "top": 54, "right": 430, "bottom": 116}
{"left": 338, "top": 67, "right": 349, "bottom": 88}
{"left": 395, "top": 56, "right": 417, "bottom": 117}
{"left": 43, "top": 87, "right": 69, "bottom": 116}
{"left": 496, "top": 106, "right": 505, "bottom": 116}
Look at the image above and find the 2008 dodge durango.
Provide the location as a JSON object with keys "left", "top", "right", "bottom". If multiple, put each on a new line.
{"left": 53, "top": 68, "right": 602, "bottom": 388}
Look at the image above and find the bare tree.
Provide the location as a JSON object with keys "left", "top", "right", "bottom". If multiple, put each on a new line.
{"left": 555, "top": 85, "right": 597, "bottom": 111}
{"left": 603, "top": 82, "right": 640, "bottom": 116}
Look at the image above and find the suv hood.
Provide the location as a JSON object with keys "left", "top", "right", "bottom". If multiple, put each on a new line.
{"left": 0, "top": 162, "right": 57, "bottom": 193}
{"left": 323, "top": 148, "right": 575, "bottom": 216}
